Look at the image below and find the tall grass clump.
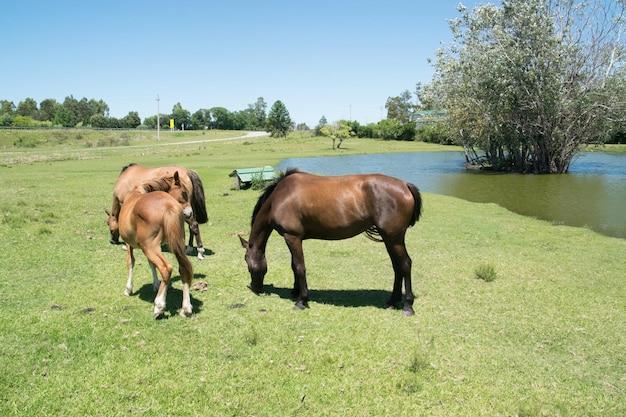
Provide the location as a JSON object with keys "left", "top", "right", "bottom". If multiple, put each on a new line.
{"left": 474, "top": 263, "right": 497, "bottom": 282}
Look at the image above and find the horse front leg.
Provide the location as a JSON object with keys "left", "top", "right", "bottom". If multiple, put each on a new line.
{"left": 124, "top": 247, "right": 135, "bottom": 296}
{"left": 187, "top": 218, "right": 205, "bottom": 260}
{"left": 284, "top": 235, "right": 308, "bottom": 310}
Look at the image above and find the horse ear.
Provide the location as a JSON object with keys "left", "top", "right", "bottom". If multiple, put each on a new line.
{"left": 238, "top": 235, "right": 249, "bottom": 248}
{"left": 173, "top": 171, "right": 181, "bottom": 186}
{"left": 105, "top": 208, "right": 111, "bottom": 216}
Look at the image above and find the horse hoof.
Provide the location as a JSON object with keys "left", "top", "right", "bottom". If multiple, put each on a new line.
{"left": 402, "top": 308, "right": 415, "bottom": 317}
{"left": 124, "top": 288, "right": 132, "bottom": 296}
{"left": 154, "top": 312, "right": 165, "bottom": 320}
{"left": 293, "top": 301, "right": 307, "bottom": 311}
{"left": 179, "top": 309, "right": 193, "bottom": 318}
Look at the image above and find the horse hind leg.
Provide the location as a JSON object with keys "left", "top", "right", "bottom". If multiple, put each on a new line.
{"left": 384, "top": 238, "right": 415, "bottom": 317}
{"left": 144, "top": 248, "right": 173, "bottom": 319}
{"left": 179, "top": 267, "right": 193, "bottom": 317}
{"left": 148, "top": 261, "right": 160, "bottom": 292}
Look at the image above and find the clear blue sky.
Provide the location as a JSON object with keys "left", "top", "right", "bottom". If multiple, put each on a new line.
{"left": 2, "top": 0, "right": 487, "bottom": 127}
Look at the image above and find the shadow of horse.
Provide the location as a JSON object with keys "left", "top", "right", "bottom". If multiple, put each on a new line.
{"left": 262, "top": 284, "right": 397, "bottom": 310}
{"left": 136, "top": 273, "right": 206, "bottom": 317}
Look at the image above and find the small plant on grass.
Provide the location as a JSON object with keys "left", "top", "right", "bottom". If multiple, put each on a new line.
{"left": 475, "top": 263, "right": 497, "bottom": 282}
{"left": 250, "top": 171, "right": 266, "bottom": 190}
{"left": 244, "top": 327, "right": 259, "bottom": 346}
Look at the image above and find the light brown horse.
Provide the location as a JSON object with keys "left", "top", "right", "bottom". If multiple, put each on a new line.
{"left": 239, "top": 168, "right": 422, "bottom": 316}
{"left": 107, "top": 173, "right": 194, "bottom": 319}
{"left": 109, "top": 163, "right": 208, "bottom": 259}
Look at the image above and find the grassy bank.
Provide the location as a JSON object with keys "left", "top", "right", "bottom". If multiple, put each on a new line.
{"left": 0, "top": 132, "right": 624, "bottom": 416}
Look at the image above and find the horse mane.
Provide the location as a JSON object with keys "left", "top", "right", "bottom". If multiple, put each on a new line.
{"left": 250, "top": 168, "right": 301, "bottom": 227}
{"left": 120, "top": 163, "right": 137, "bottom": 175}
{"left": 139, "top": 176, "right": 173, "bottom": 193}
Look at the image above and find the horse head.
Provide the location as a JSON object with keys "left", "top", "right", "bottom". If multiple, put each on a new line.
{"left": 167, "top": 172, "right": 193, "bottom": 219}
{"left": 141, "top": 171, "right": 193, "bottom": 219}
{"left": 239, "top": 235, "right": 267, "bottom": 294}
{"left": 105, "top": 209, "right": 120, "bottom": 244}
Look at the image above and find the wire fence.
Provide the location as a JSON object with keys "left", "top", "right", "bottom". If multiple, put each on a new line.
{"left": 0, "top": 142, "right": 211, "bottom": 165}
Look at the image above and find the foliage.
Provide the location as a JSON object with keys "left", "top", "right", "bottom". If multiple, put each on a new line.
{"left": 0, "top": 95, "right": 279, "bottom": 132}
{"left": 417, "top": 122, "right": 454, "bottom": 145}
{"left": 474, "top": 263, "right": 497, "bottom": 282}
{"left": 171, "top": 102, "right": 191, "bottom": 130}
{"left": 249, "top": 171, "right": 266, "bottom": 190}
{"left": 246, "top": 97, "right": 268, "bottom": 130}
{"left": 266, "top": 100, "right": 292, "bottom": 138}
{"left": 385, "top": 90, "right": 418, "bottom": 123}
{"left": 319, "top": 120, "right": 355, "bottom": 149}
{"left": 429, "top": 0, "right": 626, "bottom": 173}
{"left": 369, "top": 119, "right": 416, "bottom": 141}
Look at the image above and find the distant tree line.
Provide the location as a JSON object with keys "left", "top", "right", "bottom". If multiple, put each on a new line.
{"left": 0, "top": 96, "right": 142, "bottom": 129}
{"left": 0, "top": 96, "right": 294, "bottom": 136}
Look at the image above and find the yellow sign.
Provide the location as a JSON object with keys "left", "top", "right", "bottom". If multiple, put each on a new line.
{"left": 169, "top": 119, "right": 174, "bottom": 129}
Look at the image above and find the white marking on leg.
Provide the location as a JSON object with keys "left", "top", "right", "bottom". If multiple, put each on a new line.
{"left": 125, "top": 256, "right": 135, "bottom": 296}
{"left": 154, "top": 282, "right": 168, "bottom": 319}
{"left": 180, "top": 281, "right": 193, "bottom": 317}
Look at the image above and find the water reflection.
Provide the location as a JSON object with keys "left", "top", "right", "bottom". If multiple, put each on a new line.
{"left": 277, "top": 152, "right": 626, "bottom": 239}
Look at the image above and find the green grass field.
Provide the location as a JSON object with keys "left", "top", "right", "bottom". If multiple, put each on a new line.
{"left": 0, "top": 130, "right": 624, "bottom": 416}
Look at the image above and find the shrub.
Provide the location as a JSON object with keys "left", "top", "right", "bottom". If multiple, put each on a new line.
{"left": 475, "top": 263, "right": 497, "bottom": 282}
{"left": 250, "top": 171, "right": 266, "bottom": 190}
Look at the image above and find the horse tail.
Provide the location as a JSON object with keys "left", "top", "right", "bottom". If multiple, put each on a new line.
{"left": 406, "top": 182, "right": 422, "bottom": 227}
{"left": 364, "top": 226, "right": 384, "bottom": 242}
{"left": 187, "top": 170, "right": 208, "bottom": 224}
{"left": 164, "top": 206, "right": 193, "bottom": 283}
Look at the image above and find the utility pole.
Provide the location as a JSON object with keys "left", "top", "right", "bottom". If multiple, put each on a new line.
{"left": 156, "top": 95, "right": 160, "bottom": 141}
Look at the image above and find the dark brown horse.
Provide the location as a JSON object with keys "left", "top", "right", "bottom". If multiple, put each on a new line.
{"left": 109, "top": 163, "right": 208, "bottom": 259}
{"left": 239, "top": 168, "right": 422, "bottom": 316}
{"left": 107, "top": 173, "right": 194, "bottom": 319}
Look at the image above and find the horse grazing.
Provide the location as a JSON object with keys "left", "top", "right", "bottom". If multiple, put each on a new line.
{"left": 109, "top": 163, "right": 209, "bottom": 259}
{"left": 239, "top": 168, "right": 422, "bottom": 316}
{"left": 107, "top": 173, "right": 194, "bottom": 319}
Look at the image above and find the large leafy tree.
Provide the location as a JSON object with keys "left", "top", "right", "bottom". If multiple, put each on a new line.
{"left": 209, "top": 107, "right": 235, "bottom": 130}
{"left": 247, "top": 97, "right": 267, "bottom": 130}
{"left": 266, "top": 100, "right": 292, "bottom": 138}
{"left": 190, "top": 108, "right": 211, "bottom": 130}
{"left": 171, "top": 102, "right": 191, "bottom": 130}
{"left": 320, "top": 120, "right": 355, "bottom": 149}
{"left": 39, "top": 98, "right": 59, "bottom": 122}
{"left": 429, "top": 0, "right": 626, "bottom": 173}
{"left": 385, "top": 90, "right": 417, "bottom": 123}
{"left": 17, "top": 98, "right": 39, "bottom": 119}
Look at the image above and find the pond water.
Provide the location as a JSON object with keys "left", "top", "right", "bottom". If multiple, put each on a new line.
{"left": 277, "top": 151, "right": 626, "bottom": 239}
